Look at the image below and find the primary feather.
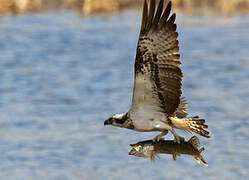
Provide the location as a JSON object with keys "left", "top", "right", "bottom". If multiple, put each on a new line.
{"left": 132, "top": 0, "right": 182, "bottom": 116}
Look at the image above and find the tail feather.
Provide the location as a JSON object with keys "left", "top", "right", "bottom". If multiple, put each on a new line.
{"left": 186, "top": 116, "right": 210, "bottom": 138}
{"left": 170, "top": 116, "right": 210, "bottom": 138}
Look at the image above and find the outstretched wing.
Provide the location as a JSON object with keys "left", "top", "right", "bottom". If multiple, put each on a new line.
{"left": 131, "top": 0, "right": 182, "bottom": 116}
{"left": 176, "top": 97, "right": 188, "bottom": 118}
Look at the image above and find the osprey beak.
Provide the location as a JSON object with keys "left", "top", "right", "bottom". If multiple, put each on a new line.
{"left": 104, "top": 118, "right": 112, "bottom": 125}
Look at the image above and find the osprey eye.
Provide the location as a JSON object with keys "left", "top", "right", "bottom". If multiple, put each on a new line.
{"left": 115, "top": 118, "right": 126, "bottom": 124}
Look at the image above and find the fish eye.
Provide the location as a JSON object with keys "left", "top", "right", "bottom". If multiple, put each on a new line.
{"left": 134, "top": 145, "right": 142, "bottom": 151}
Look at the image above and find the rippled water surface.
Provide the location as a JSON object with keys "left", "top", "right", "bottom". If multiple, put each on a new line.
{"left": 0, "top": 11, "right": 248, "bottom": 179}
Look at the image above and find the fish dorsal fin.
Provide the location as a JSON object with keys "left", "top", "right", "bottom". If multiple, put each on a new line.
{"left": 172, "top": 154, "right": 177, "bottom": 161}
{"left": 189, "top": 136, "right": 200, "bottom": 149}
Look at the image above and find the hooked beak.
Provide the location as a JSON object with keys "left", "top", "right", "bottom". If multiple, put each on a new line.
{"left": 104, "top": 118, "right": 112, "bottom": 125}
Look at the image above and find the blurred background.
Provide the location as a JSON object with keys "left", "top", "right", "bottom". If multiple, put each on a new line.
{"left": 0, "top": 0, "right": 249, "bottom": 15}
{"left": 0, "top": 0, "right": 249, "bottom": 179}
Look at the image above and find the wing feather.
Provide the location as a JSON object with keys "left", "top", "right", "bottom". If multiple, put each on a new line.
{"left": 176, "top": 97, "right": 188, "bottom": 118}
{"left": 141, "top": 0, "right": 148, "bottom": 33}
{"left": 132, "top": 0, "right": 183, "bottom": 116}
{"left": 146, "top": 0, "right": 155, "bottom": 31}
{"left": 158, "top": 1, "right": 171, "bottom": 28}
{"left": 152, "top": 0, "right": 164, "bottom": 28}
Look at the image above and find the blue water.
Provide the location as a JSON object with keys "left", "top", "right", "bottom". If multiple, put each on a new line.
{"left": 0, "top": 12, "right": 248, "bottom": 179}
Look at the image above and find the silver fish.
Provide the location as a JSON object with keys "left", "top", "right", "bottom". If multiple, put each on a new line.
{"left": 129, "top": 136, "right": 208, "bottom": 166}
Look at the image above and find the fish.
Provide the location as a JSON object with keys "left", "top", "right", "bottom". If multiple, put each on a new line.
{"left": 129, "top": 136, "right": 208, "bottom": 166}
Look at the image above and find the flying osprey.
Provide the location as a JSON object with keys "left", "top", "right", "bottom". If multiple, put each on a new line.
{"left": 104, "top": 0, "right": 210, "bottom": 143}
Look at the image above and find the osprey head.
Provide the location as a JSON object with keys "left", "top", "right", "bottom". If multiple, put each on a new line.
{"left": 104, "top": 113, "right": 130, "bottom": 128}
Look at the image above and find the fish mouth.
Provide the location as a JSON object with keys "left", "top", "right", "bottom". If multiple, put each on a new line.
{"left": 128, "top": 148, "right": 146, "bottom": 157}
{"left": 128, "top": 147, "right": 152, "bottom": 158}
{"left": 104, "top": 118, "right": 112, "bottom": 125}
{"left": 128, "top": 148, "right": 137, "bottom": 155}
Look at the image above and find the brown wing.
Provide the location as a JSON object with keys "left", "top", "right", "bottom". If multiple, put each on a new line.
{"left": 176, "top": 97, "right": 188, "bottom": 118}
{"left": 131, "top": 0, "right": 182, "bottom": 116}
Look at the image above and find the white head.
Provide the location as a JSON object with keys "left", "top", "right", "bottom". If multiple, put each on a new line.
{"left": 113, "top": 113, "right": 125, "bottom": 119}
{"left": 104, "top": 113, "right": 133, "bottom": 128}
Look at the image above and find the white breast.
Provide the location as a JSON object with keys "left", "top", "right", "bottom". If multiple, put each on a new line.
{"left": 130, "top": 73, "right": 169, "bottom": 132}
{"left": 131, "top": 75, "right": 161, "bottom": 111}
{"left": 129, "top": 108, "right": 166, "bottom": 132}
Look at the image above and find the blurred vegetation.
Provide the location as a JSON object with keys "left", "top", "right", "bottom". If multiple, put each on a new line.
{"left": 0, "top": 0, "right": 249, "bottom": 15}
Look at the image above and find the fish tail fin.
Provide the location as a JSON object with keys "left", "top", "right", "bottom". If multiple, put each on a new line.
{"left": 194, "top": 154, "right": 208, "bottom": 167}
{"left": 188, "top": 136, "right": 208, "bottom": 166}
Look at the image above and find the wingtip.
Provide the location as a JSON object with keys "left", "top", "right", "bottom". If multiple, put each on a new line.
{"left": 167, "top": 1, "right": 172, "bottom": 11}
{"left": 143, "top": 0, "right": 148, "bottom": 10}
{"left": 150, "top": 0, "right": 156, "bottom": 9}
{"left": 143, "top": 0, "right": 148, "bottom": 9}
{"left": 159, "top": 0, "right": 164, "bottom": 7}
{"left": 168, "top": 13, "right": 176, "bottom": 23}
{"left": 168, "top": 1, "right": 172, "bottom": 7}
{"left": 150, "top": 0, "right": 155, "bottom": 6}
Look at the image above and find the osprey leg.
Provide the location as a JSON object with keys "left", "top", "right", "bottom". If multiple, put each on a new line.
{"left": 153, "top": 130, "right": 168, "bottom": 142}
{"left": 169, "top": 128, "right": 185, "bottom": 144}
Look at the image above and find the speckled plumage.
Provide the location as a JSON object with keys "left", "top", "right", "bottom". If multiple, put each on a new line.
{"left": 132, "top": 0, "right": 182, "bottom": 116}
{"left": 105, "top": 0, "right": 210, "bottom": 142}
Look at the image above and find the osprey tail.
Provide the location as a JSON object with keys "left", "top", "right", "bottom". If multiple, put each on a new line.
{"left": 170, "top": 116, "right": 210, "bottom": 138}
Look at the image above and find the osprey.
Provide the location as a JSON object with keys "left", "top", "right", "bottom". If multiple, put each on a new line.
{"left": 104, "top": 0, "right": 210, "bottom": 143}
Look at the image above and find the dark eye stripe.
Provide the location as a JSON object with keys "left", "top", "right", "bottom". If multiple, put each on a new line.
{"left": 116, "top": 118, "right": 126, "bottom": 124}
